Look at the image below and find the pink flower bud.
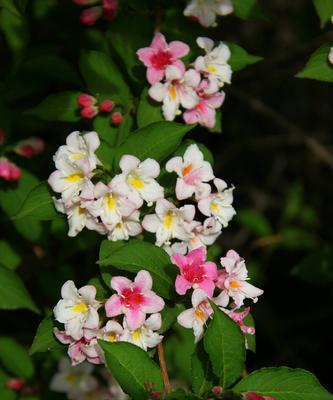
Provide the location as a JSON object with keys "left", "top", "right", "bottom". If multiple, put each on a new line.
{"left": 102, "top": 0, "right": 118, "bottom": 20}
{"left": 152, "top": 391, "right": 161, "bottom": 400}
{"left": 0, "top": 158, "right": 11, "bottom": 181}
{"left": 99, "top": 99, "right": 114, "bottom": 112}
{"left": 10, "top": 163, "right": 21, "bottom": 181}
{"left": 212, "top": 386, "right": 223, "bottom": 395}
{"left": 111, "top": 111, "right": 123, "bottom": 125}
{"left": 80, "top": 106, "right": 98, "bottom": 119}
{"left": 247, "top": 326, "right": 255, "bottom": 335}
{"left": 244, "top": 392, "right": 267, "bottom": 400}
{"left": 0, "top": 129, "right": 5, "bottom": 144}
{"left": 15, "top": 137, "right": 45, "bottom": 158}
{"left": 80, "top": 6, "right": 103, "bottom": 26}
{"left": 144, "top": 382, "right": 153, "bottom": 391}
{"left": 6, "top": 378, "right": 25, "bottom": 391}
{"left": 77, "top": 93, "right": 97, "bottom": 108}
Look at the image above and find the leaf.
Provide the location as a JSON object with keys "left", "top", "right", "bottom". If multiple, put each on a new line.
{"left": 228, "top": 43, "right": 263, "bottom": 72}
{"left": 236, "top": 209, "right": 273, "bottom": 236}
{"left": 296, "top": 44, "right": 333, "bottom": 82}
{"left": 79, "top": 50, "right": 132, "bottom": 105}
{"left": 208, "top": 109, "right": 222, "bottom": 133}
{"left": 14, "top": 182, "right": 58, "bottom": 221}
{"left": 137, "top": 89, "right": 164, "bottom": 128}
{"left": 0, "top": 241, "right": 21, "bottom": 270}
{"left": 234, "top": 367, "right": 333, "bottom": 400}
{"left": 24, "top": 91, "right": 81, "bottom": 122}
{"left": 0, "top": 265, "right": 39, "bottom": 313}
{"left": 204, "top": 302, "right": 245, "bottom": 388}
{"left": 191, "top": 342, "right": 215, "bottom": 396}
{"left": 99, "top": 341, "right": 163, "bottom": 400}
{"left": 98, "top": 240, "right": 175, "bottom": 299}
{"left": 29, "top": 316, "right": 63, "bottom": 355}
{"left": 313, "top": 0, "right": 333, "bottom": 27}
{"left": 159, "top": 303, "right": 185, "bottom": 334}
{"left": 232, "top": 0, "right": 266, "bottom": 20}
{"left": 0, "top": 337, "right": 35, "bottom": 379}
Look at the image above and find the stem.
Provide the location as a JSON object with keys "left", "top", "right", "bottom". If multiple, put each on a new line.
{"left": 157, "top": 342, "right": 171, "bottom": 395}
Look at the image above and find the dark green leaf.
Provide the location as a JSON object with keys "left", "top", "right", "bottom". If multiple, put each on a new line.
{"left": 313, "top": 0, "right": 333, "bottom": 27}
{"left": 296, "top": 44, "right": 333, "bottom": 82}
{"left": 228, "top": 43, "right": 263, "bottom": 72}
{"left": 232, "top": 0, "right": 266, "bottom": 20}
{"left": 159, "top": 303, "right": 185, "bottom": 334}
{"left": 236, "top": 209, "right": 273, "bottom": 236}
{"left": 29, "top": 316, "right": 63, "bottom": 355}
{"left": 0, "top": 241, "right": 21, "bottom": 270}
{"left": 137, "top": 89, "right": 164, "bottom": 128}
{"left": 191, "top": 342, "right": 215, "bottom": 396}
{"left": 0, "top": 337, "right": 34, "bottom": 379}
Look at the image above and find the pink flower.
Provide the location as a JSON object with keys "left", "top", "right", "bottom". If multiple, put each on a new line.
{"left": 77, "top": 93, "right": 97, "bottom": 107}
{"left": 105, "top": 270, "right": 165, "bottom": 330}
{"left": 0, "top": 158, "right": 21, "bottom": 181}
{"left": 15, "top": 137, "right": 45, "bottom": 158}
{"left": 228, "top": 307, "right": 255, "bottom": 335}
{"left": 80, "top": 6, "right": 103, "bottom": 26}
{"left": 137, "top": 32, "right": 189, "bottom": 84}
{"left": 171, "top": 247, "right": 217, "bottom": 296}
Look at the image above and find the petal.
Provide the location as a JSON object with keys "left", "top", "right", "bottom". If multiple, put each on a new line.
{"left": 183, "top": 109, "right": 199, "bottom": 125}
{"left": 180, "top": 204, "right": 196, "bottom": 222}
{"left": 138, "top": 158, "right": 160, "bottom": 178}
{"left": 149, "top": 82, "right": 167, "bottom": 102}
{"left": 165, "top": 65, "right": 183, "bottom": 81}
{"left": 177, "top": 308, "right": 195, "bottom": 329}
{"left": 105, "top": 294, "right": 123, "bottom": 317}
{"left": 119, "top": 155, "right": 140, "bottom": 173}
{"left": 139, "top": 179, "right": 164, "bottom": 203}
{"left": 240, "top": 281, "right": 264, "bottom": 299}
{"left": 187, "top": 246, "right": 207, "bottom": 265}
{"left": 84, "top": 308, "right": 100, "bottom": 329}
{"left": 151, "top": 32, "right": 167, "bottom": 49}
{"left": 66, "top": 318, "right": 83, "bottom": 340}
{"left": 214, "top": 178, "right": 228, "bottom": 192}
{"left": 165, "top": 156, "right": 183, "bottom": 176}
{"left": 134, "top": 270, "right": 152, "bottom": 292}
{"left": 78, "top": 285, "right": 96, "bottom": 303}
{"left": 145, "top": 313, "right": 162, "bottom": 331}
{"left": 125, "top": 308, "right": 146, "bottom": 330}
{"left": 170, "top": 253, "right": 188, "bottom": 270}
{"left": 137, "top": 47, "right": 154, "bottom": 66}
{"left": 142, "top": 214, "right": 160, "bottom": 233}
{"left": 141, "top": 291, "right": 165, "bottom": 313}
{"left": 168, "top": 40, "right": 190, "bottom": 57}
{"left": 155, "top": 198, "right": 174, "bottom": 218}
{"left": 184, "top": 144, "right": 204, "bottom": 167}
{"left": 147, "top": 67, "right": 165, "bottom": 85}
{"left": 214, "top": 290, "right": 229, "bottom": 307}
{"left": 198, "top": 279, "right": 215, "bottom": 297}
{"left": 203, "top": 261, "right": 218, "bottom": 280}
{"left": 175, "top": 275, "right": 192, "bottom": 295}
{"left": 191, "top": 288, "right": 209, "bottom": 308}
{"left": 197, "top": 37, "right": 214, "bottom": 52}
{"left": 61, "top": 280, "right": 78, "bottom": 300}
{"left": 84, "top": 131, "right": 100, "bottom": 152}
{"left": 111, "top": 276, "right": 132, "bottom": 293}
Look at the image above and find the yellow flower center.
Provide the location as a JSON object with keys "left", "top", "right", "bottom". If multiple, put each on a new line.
{"left": 71, "top": 303, "right": 88, "bottom": 313}
{"left": 207, "top": 65, "right": 217, "bottom": 73}
{"left": 229, "top": 280, "right": 242, "bottom": 289}
{"left": 210, "top": 203, "right": 219, "bottom": 213}
{"left": 107, "top": 332, "right": 117, "bottom": 342}
{"left": 106, "top": 194, "right": 116, "bottom": 210}
{"left": 129, "top": 177, "right": 145, "bottom": 189}
{"left": 195, "top": 307, "right": 206, "bottom": 321}
{"left": 132, "top": 329, "right": 141, "bottom": 341}
{"left": 65, "top": 173, "right": 84, "bottom": 183}
{"left": 168, "top": 84, "right": 177, "bottom": 101}
{"left": 182, "top": 163, "right": 193, "bottom": 176}
{"left": 163, "top": 211, "right": 173, "bottom": 230}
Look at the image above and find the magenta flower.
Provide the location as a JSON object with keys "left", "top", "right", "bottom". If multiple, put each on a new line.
{"left": 105, "top": 270, "right": 165, "bottom": 330}
{"left": 171, "top": 247, "right": 217, "bottom": 296}
{"left": 137, "top": 32, "right": 190, "bottom": 84}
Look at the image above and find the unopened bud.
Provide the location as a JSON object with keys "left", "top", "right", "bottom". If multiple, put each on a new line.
{"left": 6, "top": 378, "right": 25, "bottom": 391}
{"left": 144, "top": 382, "right": 153, "bottom": 391}
{"left": 10, "top": 163, "right": 21, "bottom": 181}
{"left": 111, "top": 111, "right": 123, "bottom": 125}
{"left": 212, "top": 385, "right": 223, "bottom": 395}
{"left": 0, "top": 129, "right": 4, "bottom": 144}
{"left": 99, "top": 99, "right": 114, "bottom": 113}
{"left": 80, "top": 6, "right": 103, "bottom": 26}
{"left": 152, "top": 391, "right": 161, "bottom": 399}
{"left": 244, "top": 392, "right": 266, "bottom": 400}
{"left": 15, "top": 137, "right": 45, "bottom": 158}
{"left": 77, "top": 93, "right": 97, "bottom": 108}
{"left": 80, "top": 106, "right": 98, "bottom": 119}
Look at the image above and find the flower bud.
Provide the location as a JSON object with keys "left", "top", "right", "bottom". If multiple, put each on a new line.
{"left": 80, "top": 6, "right": 103, "bottom": 26}
{"left": 102, "top": 0, "right": 118, "bottom": 20}
{"left": 0, "top": 129, "right": 4, "bottom": 144}
{"left": 99, "top": 99, "right": 114, "bottom": 112}
{"left": 10, "top": 163, "right": 22, "bottom": 181}
{"left": 0, "top": 158, "right": 11, "bottom": 181}
{"left": 111, "top": 111, "right": 123, "bottom": 125}
{"left": 212, "top": 386, "right": 223, "bottom": 395}
{"left": 77, "top": 93, "right": 97, "bottom": 108}
{"left": 6, "top": 378, "right": 25, "bottom": 391}
{"left": 244, "top": 392, "right": 267, "bottom": 400}
{"left": 80, "top": 106, "right": 98, "bottom": 119}
{"left": 15, "top": 137, "right": 45, "bottom": 158}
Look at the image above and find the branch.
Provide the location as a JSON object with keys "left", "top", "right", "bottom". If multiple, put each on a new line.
{"left": 157, "top": 342, "right": 171, "bottom": 395}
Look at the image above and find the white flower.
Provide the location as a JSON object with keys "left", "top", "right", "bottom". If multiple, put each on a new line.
{"left": 166, "top": 144, "right": 214, "bottom": 200}
{"left": 198, "top": 178, "right": 236, "bottom": 227}
{"left": 142, "top": 198, "right": 195, "bottom": 246}
{"left": 54, "top": 281, "right": 100, "bottom": 340}
{"left": 106, "top": 210, "right": 142, "bottom": 241}
{"left": 194, "top": 37, "right": 232, "bottom": 94}
{"left": 149, "top": 66, "right": 200, "bottom": 121}
{"left": 184, "top": 0, "right": 233, "bottom": 28}
{"left": 121, "top": 313, "right": 163, "bottom": 351}
{"left": 112, "top": 155, "right": 164, "bottom": 208}
{"left": 100, "top": 320, "right": 124, "bottom": 343}
{"left": 329, "top": 47, "right": 333, "bottom": 64}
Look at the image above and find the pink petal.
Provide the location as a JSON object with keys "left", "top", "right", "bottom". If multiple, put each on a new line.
{"left": 111, "top": 276, "right": 132, "bottom": 293}
{"left": 105, "top": 294, "right": 123, "bottom": 317}
{"left": 175, "top": 275, "right": 192, "bottom": 295}
{"left": 183, "top": 109, "right": 199, "bottom": 125}
{"left": 141, "top": 291, "right": 165, "bottom": 313}
{"left": 147, "top": 67, "right": 165, "bottom": 84}
{"left": 125, "top": 308, "right": 146, "bottom": 330}
{"left": 172, "top": 60, "right": 185, "bottom": 75}
{"left": 151, "top": 32, "right": 167, "bottom": 50}
{"left": 134, "top": 270, "right": 152, "bottom": 292}
{"left": 171, "top": 253, "right": 188, "bottom": 270}
{"left": 198, "top": 279, "right": 215, "bottom": 297}
{"left": 187, "top": 247, "right": 206, "bottom": 266}
{"left": 203, "top": 262, "right": 218, "bottom": 280}
{"left": 136, "top": 47, "right": 154, "bottom": 66}
{"left": 169, "top": 41, "right": 190, "bottom": 58}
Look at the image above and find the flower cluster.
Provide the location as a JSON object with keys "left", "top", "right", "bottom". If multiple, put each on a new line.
{"left": 72, "top": 0, "right": 118, "bottom": 26}
{"left": 49, "top": 132, "right": 235, "bottom": 253}
{"left": 184, "top": 0, "right": 233, "bottom": 28}
{"left": 173, "top": 247, "right": 263, "bottom": 343}
{"left": 137, "top": 33, "right": 232, "bottom": 128}
{"left": 77, "top": 93, "right": 123, "bottom": 125}
{"left": 53, "top": 270, "right": 165, "bottom": 365}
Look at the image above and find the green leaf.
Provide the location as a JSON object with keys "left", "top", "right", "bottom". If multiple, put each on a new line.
{"left": 24, "top": 91, "right": 81, "bottom": 122}
{"left": 137, "top": 89, "right": 164, "bottom": 128}
{"left": 296, "top": 44, "right": 333, "bottom": 82}
{"left": 191, "top": 342, "right": 215, "bottom": 396}
{"left": 228, "top": 43, "right": 263, "bottom": 72}
{"left": 99, "top": 341, "right": 163, "bottom": 400}
{"left": 0, "top": 241, "right": 21, "bottom": 270}
{"left": 208, "top": 109, "right": 222, "bottom": 133}
{"left": 29, "top": 316, "right": 63, "bottom": 355}
{"left": 204, "top": 302, "right": 245, "bottom": 388}
{"left": 98, "top": 240, "right": 175, "bottom": 299}
{"left": 14, "top": 182, "right": 58, "bottom": 221}
{"left": 313, "top": 0, "right": 333, "bottom": 27}
{"left": 234, "top": 367, "right": 333, "bottom": 400}
{"left": 159, "top": 303, "right": 185, "bottom": 334}
{"left": 0, "top": 337, "right": 34, "bottom": 379}
{"left": 236, "top": 209, "right": 273, "bottom": 236}
{"left": 0, "top": 265, "right": 39, "bottom": 313}
{"left": 79, "top": 50, "right": 131, "bottom": 105}
{"left": 232, "top": 0, "right": 266, "bottom": 20}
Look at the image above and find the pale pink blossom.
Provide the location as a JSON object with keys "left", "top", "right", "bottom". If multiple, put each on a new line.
{"left": 106, "top": 210, "right": 142, "bottom": 241}
{"left": 137, "top": 32, "right": 189, "bottom": 84}
{"left": 184, "top": 0, "right": 233, "bottom": 28}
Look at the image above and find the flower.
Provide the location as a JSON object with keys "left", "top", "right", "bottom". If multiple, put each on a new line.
{"left": 121, "top": 313, "right": 163, "bottom": 351}
{"left": 194, "top": 37, "right": 232, "bottom": 94}
{"left": 149, "top": 66, "right": 200, "bottom": 121}
{"left": 105, "top": 270, "right": 165, "bottom": 330}
{"left": 80, "top": 6, "right": 103, "bottom": 26}
{"left": 216, "top": 250, "right": 264, "bottom": 307}
{"left": 171, "top": 246, "right": 217, "bottom": 296}
{"left": 106, "top": 210, "right": 142, "bottom": 241}
{"left": 100, "top": 320, "right": 124, "bottom": 343}
{"left": 54, "top": 281, "right": 100, "bottom": 340}
{"left": 14, "top": 137, "right": 45, "bottom": 158}
{"left": 142, "top": 198, "right": 195, "bottom": 246}
{"left": 80, "top": 106, "right": 98, "bottom": 119}
{"left": 112, "top": 155, "right": 164, "bottom": 208}
{"left": 0, "top": 157, "right": 21, "bottom": 181}
{"left": 198, "top": 178, "right": 236, "bottom": 227}
{"left": 329, "top": 47, "right": 333, "bottom": 64}
{"left": 165, "top": 143, "right": 214, "bottom": 200}
{"left": 184, "top": 0, "right": 233, "bottom": 28}
{"left": 137, "top": 32, "right": 190, "bottom": 84}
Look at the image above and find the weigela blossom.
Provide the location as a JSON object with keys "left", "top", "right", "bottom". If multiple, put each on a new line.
{"left": 137, "top": 32, "right": 190, "bottom": 84}
{"left": 106, "top": 210, "right": 142, "bottom": 241}
{"left": 149, "top": 66, "right": 200, "bottom": 121}
{"left": 166, "top": 143, "right": 214, "bottom": 200}
{"left": 329, "top": 47, "right": 333, "bottom": 64}
{"left": 216, "top": 250, "right": 264, "bottom": 307}
{"left": 54, "top": 280, "right": 100, "bottom": 340}
{"left": 14, "top": 137, "right": 45, "bottom": 158}
{"left": 227, "top": 307, "right": 255, "bottom": 336}
{"left": 0, "top": 157, "right": 21, "bottom": 181}
{"left": 142, "top": 198, "right": 195, "bottom": 246}
{"left": 171, "top": 246, "right": 217, "bottom": 296}
{"left": 105, "top": 270, "right": 165, "bottom": 330}
{"left": 194, "top": 37, "right": 232, "bottom": 94}
{"left": 184, "top": 0, "right": 233, "bottom": 28}
{"left": 198, "top": 178, "right": 236, "bottom": 227}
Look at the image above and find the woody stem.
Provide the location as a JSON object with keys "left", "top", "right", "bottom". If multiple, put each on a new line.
{"left": 157, "top": 342, "right": 171, "bottom": 395}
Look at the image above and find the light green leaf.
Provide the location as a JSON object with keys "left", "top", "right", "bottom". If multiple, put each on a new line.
{"left": 137, "top": 89, "right": 164, "bottom": 128}
{"left": 0, "top": 337, "right": 35, "bottom": 379}
{"left": 0, "top": 241, "right": 21, "bottom": 270}
{"left": 99, "top": 341, "right": 163, "bottom": 400}
{"left": 191, "top": 342, "right": 215, "bottom": 396}
{"left": 232, "top": 0, "right": 266, "bottom": 20}
{"left": 234, "top": 367, "right": 333, "bottom": 400}
{"left": 313, "top": 0, "right": 333, "bottom": 27}
{"left": 204, "top": 302, "right": 245, "bottom": 388}
{"left": 228, "top": 43, "right": 263, "bottom": 72}
{"left": 29, "top": 316, "right": 63, "bottom": 355}
{"left": 297, "top": 44, "right": 333, "bottom": 82}
{"left": 0, "top": 265, "right": 39, "bottom": 313}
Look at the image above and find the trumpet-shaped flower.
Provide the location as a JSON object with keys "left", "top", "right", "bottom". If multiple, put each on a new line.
{"left": 142, "top": 199, "right": 195, "bottom": 246}
{"left": 149, "top": 66, "right": 200, "bottom": 121}
{"left": 198, "top": 178, "right": 236, "bottom": 227}
{"left": 106, "top": 210, "right": 142, "bottom": 241}
{"left": 100, "top": 320, "right": 124, "bottom": 343}
{"left": 112, "top": 155, "right": 164, "bottom": 208}
{"left": 194, "top": 37, "right": 232, "bottom": 94}
{"left": 171, "top": 246, "right": 217, "bottom": 296}
{"left": 165, "top": 143, "right": 214, "bottom": 200}
{"left": 184, "top": 0, "right": 233, "bottom": 28}
{"left": 121, "top": 313, "right": 163, "bottom": 351}
{"left": 105, "top": 270, "right": 165, "bottom": 330}
{"left": 137, "top": 32, "right": 189, "bottom": 84}
{"left": 54, "top": 281, "right": 100, "bottom": 340}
